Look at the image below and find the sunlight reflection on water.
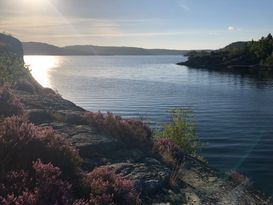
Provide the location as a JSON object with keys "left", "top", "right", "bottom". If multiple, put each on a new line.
{"left": 24, "top": 55, "right": 60, "bottom": 87}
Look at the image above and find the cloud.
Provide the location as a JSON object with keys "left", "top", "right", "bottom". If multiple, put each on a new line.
{"left": 228, "top": 26, "right": 235, "bottom": 31}
{"left": 228, "top": 26, "right": 241, "bottom": 32}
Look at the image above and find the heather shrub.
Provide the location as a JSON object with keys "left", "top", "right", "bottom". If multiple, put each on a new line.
{"left": 156, "top": 109, "right": 201, "bottom": 156}
{"left": 73, "top": 200, "right": 90, "bottom": 205}
{"left": 84, "top": 167, "right": 140, "bottom": 205}
{"left": 0, "top": 86, "right": 23, "bottom": 117}
{"left": 32, "top": 160, "right": 73, "bottom": 204}
{"left": 227, "top": 170, "right": 251, "bottom": 186}
{"left": 0, "top": 116, "right": 82, "bottom": 178}
{"left": 0, "top": 160, "right": 73, "bottom": 205}
{"left": 153, "top": 138, "right": 185, "bottom": 166}
{"left": 153, "top": 138, "right": 186, "bottom": 187}
{"left": 83, "top": 111, "right": 152, "bottom": 148}
{"left": 0, "top": 170, "right": 33, "bottom": 200}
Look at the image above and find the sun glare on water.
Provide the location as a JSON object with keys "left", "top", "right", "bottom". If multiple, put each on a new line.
{"left": 24, "top": 56, "right": 59, "bottom": 88}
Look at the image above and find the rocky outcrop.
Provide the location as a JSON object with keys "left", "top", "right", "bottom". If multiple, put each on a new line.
{"left": 178, "top": 34, "right": 273, "bottom": 72}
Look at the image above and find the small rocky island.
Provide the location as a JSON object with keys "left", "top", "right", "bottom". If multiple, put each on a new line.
{"left": 178, "top": 34, "right": 273, "bottom": 71}
{"left": 0, "top": 33, "right": 271, "bottom": 204}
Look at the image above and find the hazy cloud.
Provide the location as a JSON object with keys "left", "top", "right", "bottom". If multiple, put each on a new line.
{"left": 228, "top": 26, "right": 241, "bottom": 32}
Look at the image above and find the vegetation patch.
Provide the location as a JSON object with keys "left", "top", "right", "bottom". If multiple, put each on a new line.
{"left": 227, "top": 170, "right": 251, "bottom": 186}
{"left": 156, "top": 109, "right": 201, "bottom": 156}
{"left": 77, "top": 167, "right": 140, "bottom": 205}
{"left": 0, "top": 54, "right": 31, "bottom": 84}
{"left": 0, "top": 116, "right": 140, "bottom": 204}
{"left": 83, "top": 111, "right": 152, "bottom": 148}
{"left": 153, "top": 137, "right": 185, "bottom": 166}
{"left": 0, "top": 116, "right": 82, "bottom": 178}
{"left": 0, "top": 86, "right": 23, "bottom": 118}
{"left": 181, "top": 34, "right": 273, "bottom": 69}
{"left": 0, "top": 160, "right": 73, "bottom": 205}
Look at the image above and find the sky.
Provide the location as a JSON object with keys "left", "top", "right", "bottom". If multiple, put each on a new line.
{"left": 0, "top": 0, "right": 273, "bottom": 49}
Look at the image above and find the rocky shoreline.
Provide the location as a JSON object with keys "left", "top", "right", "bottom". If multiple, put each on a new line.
{"left": 11, "top": 87, "right": 270, "bottom": 204}
{"left": 177, "top": 61, "right": 273, "bottom": 72}
{"left": 177, "top": 34, "right": 273, "bottom": 74}
{"left": 0, "top": 33, "right": 271, "bottom": 204}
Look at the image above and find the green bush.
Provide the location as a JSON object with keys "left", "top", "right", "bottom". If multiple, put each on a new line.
{"left": 0, "top": 54, "right": 30, "bottom": 84}
{"left": 156, "top": 109, "right": 201, "bottom": 156}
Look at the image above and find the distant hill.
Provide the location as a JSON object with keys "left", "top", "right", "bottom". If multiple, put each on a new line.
{"left": 178, "top": 34, "right": 273, "bottom": 70}
{"left": 222, "top": 41, "right": 248, "bottom": 52}
{"left": 23, "top": 42, "right": 188, "bottom": 56}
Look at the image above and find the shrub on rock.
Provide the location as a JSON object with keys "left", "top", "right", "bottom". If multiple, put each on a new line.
{"left": 0, "top": 116, "right": 82, "bottom": 178}
{"left": 156, "top": 109, "right": 201, "bottom": 156}
{"left": 0, "top": 55, "right": 28, "bottom": 83}
{"left": 0, "top": 160, "right": 73, "bottom": 205}
{"left": 84, "top": 167, "right": 140, "bottom": 205}
{"left": 32, "top": 159, "right": 73, "bottom": 204}
{"left": 83, "top": 112, "right": 152, "bottom": 148}
{"left": 153, "top": 138, "right": 185, "bottom": 166}
{"left": 0, "top": 86, "right": 23, "bottom": 117}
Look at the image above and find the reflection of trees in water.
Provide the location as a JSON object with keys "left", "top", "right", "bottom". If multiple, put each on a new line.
{"left": 188, "top": 67, "right": 273, "bottom": 89}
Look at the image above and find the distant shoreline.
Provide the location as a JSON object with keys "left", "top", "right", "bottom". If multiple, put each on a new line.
{"left": 177, "top": 62, "right": 273, "bottom": 71}
{"left": 24, "top": 54, "right": 186, "bottom": 56}
{"left": 23, "top": 42, "right": 189, "bottom": 56}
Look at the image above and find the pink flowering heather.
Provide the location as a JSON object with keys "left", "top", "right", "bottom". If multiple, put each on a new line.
{"left": 0, "top": 116, "right": 82, "bottom": 178}
{"left": 0, "top": 170, "right": 37, "bottom": 205}
{"left": 153, "top": 138, "right": 185, "bottom": 165}
{"left": 85, "top": 167, "right": 140, "bottom": 205}
{"left": 0, "top": 192, "right": 38, "bottom": 205}
{"left": 72, "top": 200, "right": 90, "bottom": 205}
{"left": 32, "top": 159, "right": 73, "bottom": 205}
{"left": 83, "top": 111, "right": 152, "bottom": 148}
{"left": 228, "top": 171, "right": 250, "bottom": 185}
{"left": 0, "top": 170, "right": 32, "bottom": 197}
{"left": 0, "top": 160, "right": 74, "bottom": 205}
{"left": 0, "top": 86, "right": 23, "bottom": 117}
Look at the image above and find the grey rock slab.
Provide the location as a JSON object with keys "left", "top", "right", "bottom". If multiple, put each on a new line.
{"left": 107, "top": 159, "right": 171, "bottom": 194}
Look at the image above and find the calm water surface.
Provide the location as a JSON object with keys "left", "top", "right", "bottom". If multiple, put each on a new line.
{"left": 24, "top": 55, "right": 273, "bottom": 195}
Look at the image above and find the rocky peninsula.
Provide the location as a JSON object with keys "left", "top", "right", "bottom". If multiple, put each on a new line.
{"left": 178, "top": 34, "right": 273, "bottom": 73}
{"left": 0, "top": 33, "right": 271, "bottom": 204}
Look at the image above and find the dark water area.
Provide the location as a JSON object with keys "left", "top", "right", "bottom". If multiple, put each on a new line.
{"left": 25, "top": 55, "right": 273, "bottom": 195}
